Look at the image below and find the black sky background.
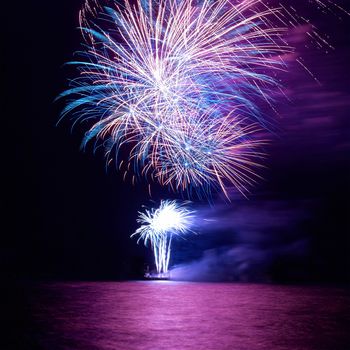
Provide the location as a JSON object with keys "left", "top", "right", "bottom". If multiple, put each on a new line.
{"left": 3, "top": 0, "right": 350, "bottom": 283}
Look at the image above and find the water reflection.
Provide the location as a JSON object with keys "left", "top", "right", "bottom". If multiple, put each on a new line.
{"left": 24, "top": 282, "right": 350, "bottom": 350}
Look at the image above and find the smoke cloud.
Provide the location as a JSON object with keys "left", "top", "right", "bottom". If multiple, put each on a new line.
{"left": 171, "top": 200, "right": 312, "bottom": 282}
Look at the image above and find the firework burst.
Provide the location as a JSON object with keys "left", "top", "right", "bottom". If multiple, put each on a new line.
{"left": 132, "top": 200, "right": 194, "bottom": 275}
{"left": 59, "top": 0, "right": 296, "bottom": 198}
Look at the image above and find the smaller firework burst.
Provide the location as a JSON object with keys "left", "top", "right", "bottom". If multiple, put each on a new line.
{"left": 132, "top": 200, "right": 194, "bottom": 277}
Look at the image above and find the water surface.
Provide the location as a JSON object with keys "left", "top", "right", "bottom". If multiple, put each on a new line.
{"left": 10, "top": 282, "right": 350, "bottom": 350}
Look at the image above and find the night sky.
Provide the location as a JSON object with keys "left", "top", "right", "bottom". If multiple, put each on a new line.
{"left": 3, "top": 0, "right": 350, "bottom": 283}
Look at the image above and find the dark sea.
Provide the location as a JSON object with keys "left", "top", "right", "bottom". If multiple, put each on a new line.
{"left": 4, "top": 282, "right": 350, "bottom": 350}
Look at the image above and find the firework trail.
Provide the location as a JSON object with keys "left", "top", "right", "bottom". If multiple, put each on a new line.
{"left": 59, "top": 0, "right": 347, "bottom": 199}
{"left": 132, "top": 200, "right": 194, "bottom": 275}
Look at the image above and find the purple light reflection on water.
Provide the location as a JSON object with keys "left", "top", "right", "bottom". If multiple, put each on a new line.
{"left": 25, "top": 282, "right": 350, "bottom": 350}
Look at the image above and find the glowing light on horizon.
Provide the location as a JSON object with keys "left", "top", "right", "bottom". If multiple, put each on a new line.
{"left": 132, "top": 200, "right": 194, "bottom": 275}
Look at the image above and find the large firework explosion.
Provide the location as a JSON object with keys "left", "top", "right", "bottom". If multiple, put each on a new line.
{"left": 59, "top": 0, "right": 301, "bottom": 199}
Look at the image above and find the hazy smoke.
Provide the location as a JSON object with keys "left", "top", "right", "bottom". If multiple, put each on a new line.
{"left": 171, "top": 200, "right": 311, "bottom": 282}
